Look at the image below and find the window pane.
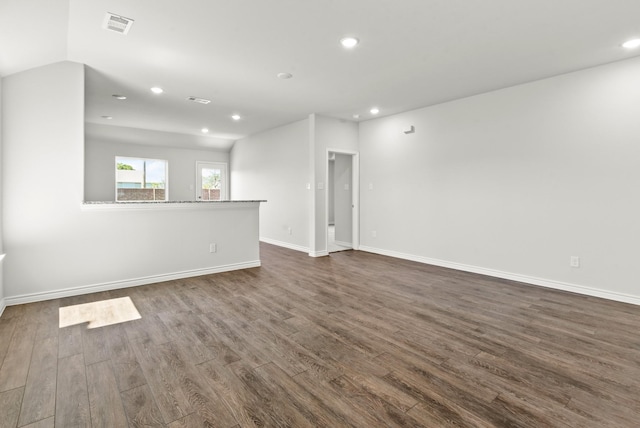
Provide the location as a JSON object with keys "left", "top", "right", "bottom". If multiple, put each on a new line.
{"left": 116, "top": 157, "right": 167, "bottom": 201}
{"left": 201, "top": 168, "right": 221, "bottom": 200}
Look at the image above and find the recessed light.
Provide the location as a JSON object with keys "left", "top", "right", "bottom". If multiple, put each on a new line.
{"left": 340, "top": 36, "right": 359, "bottom": 49}
{"left": 101, "top": 115, "right": 113, "bottom": 120}
{"left": 201, "top": 128, "right": 209, "bottom": 134}
{"left": 622, "top": 38, "right": 640, "bottom": 49}
{"left": 231, "top": 114, "right": 241, "bottom": 121}
{"left": 277, "top": 72, "right": 293, "bottom": 79}
{"left": 370, "top": 107, "right": 380, "bottom": 115}
{"left": 352, "top": 114, "right": 360, "bottom": 119}
{"left": 112, "top": 94, "right": 127, "bottom": 100}
{"left": 150, "top": 87, "right": 164, "bottom": 94}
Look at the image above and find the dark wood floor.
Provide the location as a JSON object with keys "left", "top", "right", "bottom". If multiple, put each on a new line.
{"left": 1, "top": 243, "right": 639, "bottom": 427}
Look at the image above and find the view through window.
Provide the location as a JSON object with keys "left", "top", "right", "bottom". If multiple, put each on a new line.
{"left": 116, "top": 156, "right": 168, "bottom": 201}
{"left": 196, "top": 161, "right": 227, "bottom": 200}
{"left": 201, "top": 167, "right": 221, "bottom": 200}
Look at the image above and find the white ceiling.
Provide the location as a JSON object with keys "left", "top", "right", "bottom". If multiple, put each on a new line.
{"left": 2, "top": 0, "right": 640, "bottom": 151}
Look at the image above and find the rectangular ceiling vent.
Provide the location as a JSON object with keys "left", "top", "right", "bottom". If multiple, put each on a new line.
{"left": 103, "top": 12, "right": 134, "bottom": 35}
{"left": 187, "top": 96, "right": 212, "bottom": 105}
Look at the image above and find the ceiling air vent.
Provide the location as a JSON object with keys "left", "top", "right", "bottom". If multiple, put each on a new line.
{"left": 103, "top": 12, "right": 134, "bottom": 35}
{"left": 187, "top": 96, "right": 212, "bottom": 105}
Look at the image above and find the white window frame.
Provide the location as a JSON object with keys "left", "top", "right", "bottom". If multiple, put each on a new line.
{"left": 115, "top": 156, "right": 169, "bottom": 202}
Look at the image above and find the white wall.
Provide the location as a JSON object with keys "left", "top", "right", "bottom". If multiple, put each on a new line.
{"left": 3, "top": 61, "right": 86, "bottom": 300}
{"left": 2, "top": 61, "right": 260, "bottom": 303}
{"left": 230, "top": 119, "right": 310, "bottom": 251}
{"left": 229, "top": 114, "right": 357, "bottom": 255}
{"left": 85, "top": 135, "right": 229, "bottom": 201}
{"left": 333, "top": 153, "right": 352, "bottom": 245}
{"left": 310, "top": 115, "right": 358, "bottom": 255}
{"left": 360, "top": 56, "right": 640, "bottom": 304}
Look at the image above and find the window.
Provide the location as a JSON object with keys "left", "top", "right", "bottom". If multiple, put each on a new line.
{"left": 196, "top": 161, "right": 228, "bottom": 200}
{"left": 116, "top": 157, "right": 168, "bottom": 201}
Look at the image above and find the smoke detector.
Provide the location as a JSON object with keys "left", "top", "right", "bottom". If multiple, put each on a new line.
{"left": 103, "top": 12, "right": 134, "bottom": 35}
{"left": 187, "top": 96, "right": 212, "bottom": 105}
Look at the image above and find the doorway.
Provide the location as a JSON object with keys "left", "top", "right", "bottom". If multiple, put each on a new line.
{"left": 326, "top": 150, "right": 359, "bottom": 253}
{"left": 195, "top": 161, "right": 228, "bottom": 200}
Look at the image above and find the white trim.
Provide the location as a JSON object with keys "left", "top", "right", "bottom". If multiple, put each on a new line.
{"left": 324, "top": 148, "right": 330, "bottom": 255}
{"left": 258, "top": 238, "right": 328, "bottom": 257}
{"left": 359, "top": 245, "right": 640, "bottom": 306}
{"left": 195, "top": 161, "right": 229, "bottom": 201}
{"left": 308, "top": 114, "right": 317, "bottom": 256}
{"left": 334, "top": 240, "right": 353, "bottom": 248}
{"left": 309, "top": 250, "right": 329, "bottom": 258}
{"left": 0, "top": 255, "right": 5, "bottom": 316}
{"left": 3, "top": 260, "right": 261, "bottom": 307}
{"left": 351, "top": 153, "right": 360, "bottom": 251}
{"left": 115, "top": 156, "right": 170, "bottom": 202}
{"left": 325, "top": 148, "right": 360, "bottom": 254}
{"left": 260, "top": 237, "right": 309, "bottom": 253}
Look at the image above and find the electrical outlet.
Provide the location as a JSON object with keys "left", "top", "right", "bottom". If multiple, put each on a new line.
{"left": 287, "top": 227, "right": 292, "bottom": 235}
{"left": 372, "top": 230, "right": 377, "bottom": 238}
{"left": 570, "top": 256, "right": 580, "bottom": 268}
{"left": 209, "top": 243, "right": 217, "bottom": 253}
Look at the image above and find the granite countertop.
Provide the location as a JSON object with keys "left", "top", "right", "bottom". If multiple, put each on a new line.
{"left": 83, "top": 200, "right": 266, "bottom": 204}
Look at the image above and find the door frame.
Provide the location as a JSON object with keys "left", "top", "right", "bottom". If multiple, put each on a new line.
{"left": 195, "top": 161, "right": 228, "bottom": 201}
{"left": 325, "top": 149, "right": 359, "bottom": 252}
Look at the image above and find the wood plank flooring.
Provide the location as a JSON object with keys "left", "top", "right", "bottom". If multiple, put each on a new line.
{"left": 1, "top": 242, "right": 639, "bottom": 427}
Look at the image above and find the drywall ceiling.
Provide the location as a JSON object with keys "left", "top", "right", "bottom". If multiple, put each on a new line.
{"left": 2, "top": 0, "right": 640, "bottom": 150}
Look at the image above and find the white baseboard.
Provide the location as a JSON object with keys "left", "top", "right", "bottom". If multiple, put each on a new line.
{"left": 309, "top": 250, "right": 329, "bottom": 258}
{"left": 4, "top": 260, "right": 261, "bottom": 307}
{"left": 260, "top": 237, "right": 309, "bottom": 253}
{"left": 334, "top": 240, "right": 353, "bottom": 248}
{"left": 259, "top": 237, "right": 330, "bottom": 258}
{"left": 0, "top": 298, "right": 6, "bottom": 318}
{"left": 359, "top": 245, "right": 640, "bottom": 306}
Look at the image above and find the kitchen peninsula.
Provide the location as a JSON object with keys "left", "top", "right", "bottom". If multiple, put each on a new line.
{"left": 4, "top": 200, "right": 265, "bottom": 306}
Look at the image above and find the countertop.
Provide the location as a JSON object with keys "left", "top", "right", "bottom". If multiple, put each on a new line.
{"left": 83, "top": 200, "right": 266, "bottom": 204}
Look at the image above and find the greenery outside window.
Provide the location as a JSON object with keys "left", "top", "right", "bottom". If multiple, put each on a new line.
{"left": 115, "top": 157, "right": 168, "bottom": 201}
